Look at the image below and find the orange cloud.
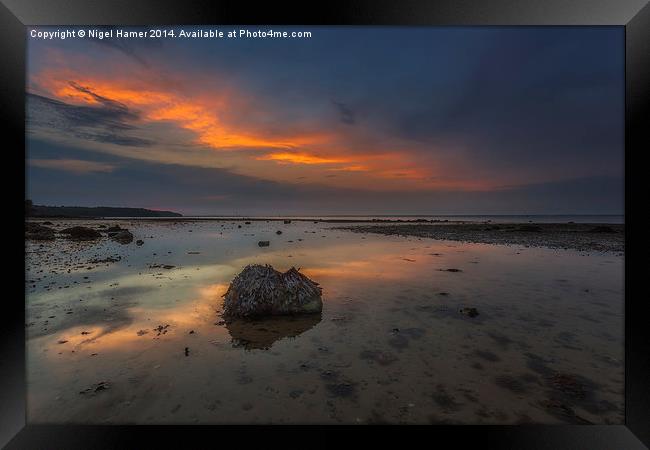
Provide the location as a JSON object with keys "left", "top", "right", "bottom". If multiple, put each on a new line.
{"left": 36, "top": 74, "right": 326, "bottom": 151}
{"left": 375, "top": 168, "right": 428, "bottom": 180}
{"left": 29, "top": 64, "right": 503, "bottom": 192}
{"left": 329, "top": 165, "right": 370, "bottom": 172}
{"left": 256, "top": 152, "right": 355, "bottom": 165}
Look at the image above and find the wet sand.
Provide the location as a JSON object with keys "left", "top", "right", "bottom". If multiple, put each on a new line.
{"left": 25, "top": 219, "right": 624, "bottom": 424}
{"left": 337, "top": 223, "right": 624, "bottom": 254}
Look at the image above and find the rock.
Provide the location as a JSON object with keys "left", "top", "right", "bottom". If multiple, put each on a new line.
{"left": 26, "top": 222, "right": 55, "bottom": 240}
{"left": 109, "top": 229, "right": 134, "bottom": 244}
{"left": 88, "top": 256, "right": 121, "bottom": 264}
{"left": 460, "top": 307, "right": 479, "bottom": 318}
{"left": 42, "top": 221, "right": 54, "bottom": 225}
{"left": 59, "top": 226, "right": 102, "bottom": 240}
{"left": 325, "top": 383, "right": 356, "bottom": 398}
{"left": 222, "top": 264, "right": 323, "bottom": 318}
{"left": 106, "top": 225, "right": 123, "bottom": 232}
{"left": 79, "top": 381, "right": 110, "bottom": 395}
{"left": 136, "top": 239, "right": 144, "bottom": 246}
{"left": 289, "top": 389, "right": 304, "bottom": 399}
{"left": 276, "top": 230, "right": 282, "bottom": 235}
{"left": 258, "top": 241, "right": 270, "bottom": 247}
{"left": 284, "top": 220, "right": 292, "bottom": 224}
{"left": 154, "top": 324, "right": 170, "bottom": 335}
{"left": 149, "top": 264, "right": 175, "bottom": 269}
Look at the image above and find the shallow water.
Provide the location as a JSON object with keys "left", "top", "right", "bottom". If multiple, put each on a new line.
{"left": 26, "top": 220, "right": 624, "bottom": 424}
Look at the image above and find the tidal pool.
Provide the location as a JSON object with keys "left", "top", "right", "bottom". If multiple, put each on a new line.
{"left": 25, "top": 219, "right": 624, "bottom": 424}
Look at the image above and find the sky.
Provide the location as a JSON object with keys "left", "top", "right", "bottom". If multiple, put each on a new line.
{"left": 26, "top": 26, "right": 624, "bottom": 216}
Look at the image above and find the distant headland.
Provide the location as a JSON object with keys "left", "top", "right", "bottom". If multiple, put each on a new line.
{"left": 25, "top": 200, "right": 182, "bottom": 218}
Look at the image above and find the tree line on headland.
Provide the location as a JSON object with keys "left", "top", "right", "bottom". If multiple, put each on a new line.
{"left": 25, "top": 200, "right": 182, "bottom": 218}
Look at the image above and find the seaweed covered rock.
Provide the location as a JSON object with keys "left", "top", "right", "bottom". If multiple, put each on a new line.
{"left": 26, "top": 222, "right": 55, "bottom": 240}
{"left": 59, "top": 226, "right": 102, "bottom": 240}
{"left": 103, "top": 225, "right": 134, "bottom": 243}
{"left": 109, "top": 229, "right": 134, "bottom": 244}
{"left": 222, "top": 264, "right": 322, "bottom": 318}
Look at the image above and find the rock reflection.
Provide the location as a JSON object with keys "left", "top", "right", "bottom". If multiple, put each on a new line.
{"left": 225, "top": 313, "right": 322, "bottom": 350}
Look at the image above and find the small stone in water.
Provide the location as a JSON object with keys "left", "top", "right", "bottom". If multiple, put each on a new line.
{"left": 460, "top": 307, "right": 479, "bottom": 318}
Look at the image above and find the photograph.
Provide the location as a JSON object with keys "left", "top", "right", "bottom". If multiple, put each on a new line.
{"left": 24, "top": 25, "right": 625, "bottom": 425}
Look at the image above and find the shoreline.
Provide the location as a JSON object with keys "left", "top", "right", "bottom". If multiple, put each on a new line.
{"left": 26, "top": 216, "right": 464, "bottom": 223}
{"left": 26, "top": 218, "right": 625, "bottom": 253}
{"left": 25, "top": 216, "right": 623, "bottom": 225}
{"left": 335, "top": 223, "right": 624, "bottom": 254}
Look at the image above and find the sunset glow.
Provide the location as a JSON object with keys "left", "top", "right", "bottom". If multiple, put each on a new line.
{"left": 26, "top": 26, "right": 623, "bottom": 215}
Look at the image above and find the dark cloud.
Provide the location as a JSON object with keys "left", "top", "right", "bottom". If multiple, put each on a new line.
{"left": 68, "top": 81, "right": 131, "bottom": 112}
{"left": 27, "top": 92, "right": 153, "bottom": 147}
{"left": 165, "top": 27, "right": 622, "bottom": 180}
{"left": 26, "top": 27, "right": 623, "bottom": 214}
{"left": 332, "top": 101, "right": 356, "bottom": 125}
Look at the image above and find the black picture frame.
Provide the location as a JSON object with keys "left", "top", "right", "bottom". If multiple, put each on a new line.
{"left": 2, "top": 0, "right": 648, "bottom": 448}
